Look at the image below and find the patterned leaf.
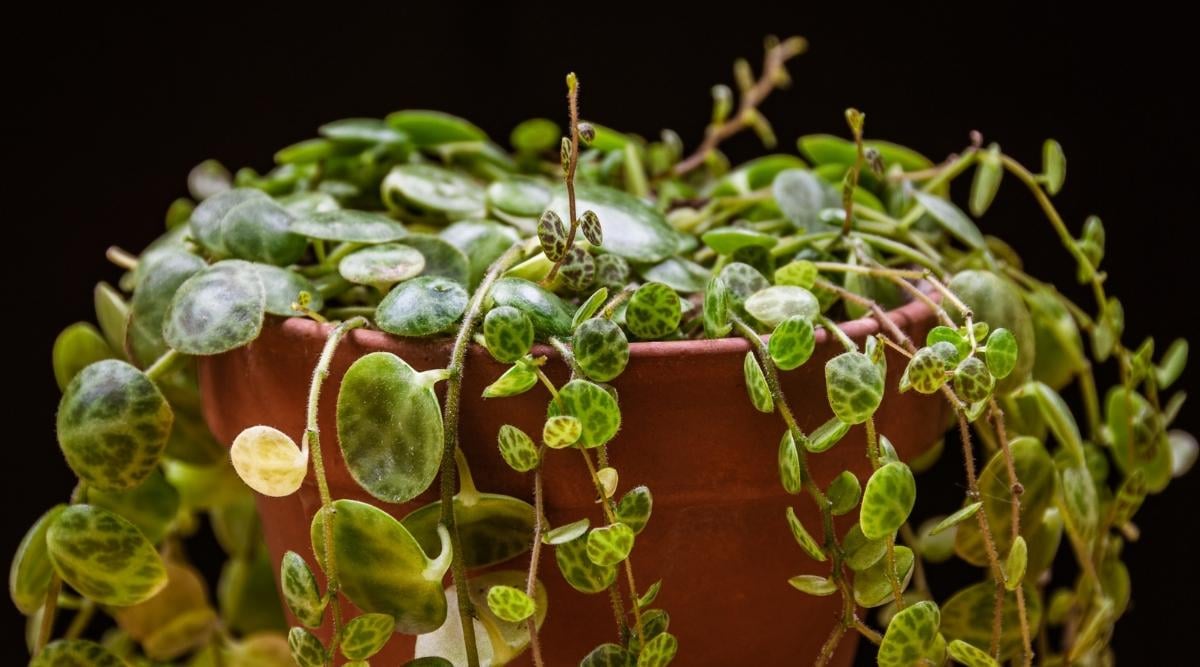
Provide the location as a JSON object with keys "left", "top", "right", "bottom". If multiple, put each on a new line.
{"left": 497, "top": 424, "right": 540, "bottom": 472}
{"left": 482, "top": 360, "right": 539, "bottom": 398}
{"left": 743, "top": 352, "right": 774, "bottom": 413}
{"left": 555, "top": 534, "right": 617, "bottom": 593}
{"left": 57, "top": 360, "right": 172, "bottom": 491}
{"left": 221, "top": 198, "right": 307, "bottom": 266}
{"left": 483, "top": 306, "right": 534, "bottom": 363}
{"left": 703, "top": 276, "right": 732, "bottom": 338}
{"left": 877, "top": 600, "right": 941, "bottom": 667}
{"left": 778, "top": 431, "right": 802, "bottom": 494}
{"left": 376, "top": 276, "right": 468, "bottom": 337}
{"left": 956, "top": 437, "right": 1056, "bottom": 566}
{"left": 948, "top": 638, "right": 999, "bottom": 667}
{"left": 542, "top": 518, "right": 590, "bottom": 545}
{"left": 128, "top": 249, "right": 206, "bottom": 364}
{"left": 784, "top": 507, "right": 826, "bottom": 561}
{"left": 852, "top": 545, "right": 914, "bottom": 607}
{"left": 586, "top": 523, "right": 636, "bottom": 566}
{"left": 953, "top": 356, "right": 994, "bottom": 404}
{"left": 85, "top": 469, "right": 180, "bottom": 544}
{"left": 490, "top": 277, "right": 575, "bottom": 337}
{"left": 10, "top": 504, "right": 67, "bottom": 614}
{"left": 288, "top": 626, "right": 326, "bottom": 667}
{"left": 626, "top": 282, "right": 681, "bottom": 339}
{"left": 825, "top": 352, "right": 884, "bottom": 424}
{"left": 596, "top": 254, "right": 632, "bottom": 291}
{"left": 486, "top": 585, "right": 536, "bottom": 622}
{"left": 543, "top": 415, "right": 583, "bottom": 449}
{"left": 581, "top": 643, "right": 633, "bottom": 667}
{"left": 402, "top": 493, "right": 534, "bottom": 570}
{"left": 546, "top": 380, "right": 621, "bottom": 447}
{"left": 230, "top": 425, "right": 307, "bottom": 497}
{"left": 559, "top": 246, "right": 597, "bottom": 292}
{"left": 163, "top": 260, "right": 265, "bottom": 355}
{"left": 340, "top": 612, "right": 395, "bottom": 660}
{"left": 575, "top": 317, "right": 630, "bottom": 382}
{"left": 189, "top": 188, "right": 269, "bottom": 255}
{"left": 1004, "top": 536, "right": 1028, "bottom": 591}
{"left": 843, "top": 524, "right": 887, "bottom": 572}
{"left": 788, "top": 574, "right": 838, "bottom": 596}
{"left": 46, "top": 504, "right": 168, "bottom": 606}
{"left": 806, "top": 416, "right": 851, "bottom": 453}
{"left": 860, "top": 461, "right": 916, "bottom": 540}
{"left": 30, "top": 639, "right": 125, "bottom": 667}
{"left": 768, "top": 316, "right": 816, "bottom": 370}
{"left": 616, "top": 486, "right": 653, "bottom": 534}
{"left": 900, "top": 346, "right": 948, "bottom": 394}
{"left": 744, "top": 286, "right": 819, "bottom": 328}
{"left": 636, "top": 631, "right": 678, "bottom": 666}
{"left": 984, "top": 328, "right": 1019, "bottom": 379}
{"left": 338, "top": 243, "right": 425, "bottom": 291}
{"left": 280, "top": 551, "right": 325, "bottom": 628}
{"left": 940, "top": 581, "right": 1042, "bottom": 660}
{"left": 827, "top": 471, "right": 861, "bottom": 516}
{"left": 537, "top": 209, "right": 568, "bottom": 261}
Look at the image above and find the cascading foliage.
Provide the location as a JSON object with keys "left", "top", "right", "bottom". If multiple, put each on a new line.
{"left": 14, "top": 33, "right": 1193, "bottom": 667}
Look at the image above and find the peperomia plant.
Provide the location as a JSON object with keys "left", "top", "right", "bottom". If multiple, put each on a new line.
{"left": 13, "top": 33, "right": 1194, "bottom": 667}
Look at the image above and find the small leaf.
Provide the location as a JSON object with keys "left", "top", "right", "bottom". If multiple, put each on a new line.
{"left": 784, "top": 507, "right": 826, "bottom": 561}
{"left": 47, "top": 505, "right": 168, "bottom": 606}
{"left": 596, "top": 254, "right": 632, "bottom": 291}
{"left": 640, "top": 257, "right": 710, "bottom": 293}
{"left": 340, "top": 613, "right": 395, "bottom": 660}
{"left": 778, "top": 431, "right": 802, "bottom": 494}
{"left": 288, "top": 626, "right": 326, "bottom": 667}
{"left": 637, "top": 580, "right": 663, "bottom": 609}
{"left": 701, "top": 226, "right": 778, "bottom": 255}
{"left": 381, "top": 164, "right": 485, "bottom": 220}
{"left": 626, "top": 282, "right": 682, "bottom": 339}
{"left": 572, "top": 287, "right": 609, "bottom": 328}
{"left": 543, "top": 415, "right": 583, "bottom": 449}
{"left": 878, "top": 601, "right": 942, "bottom": 667}
{"left": 940, "top": 581, "right": 1042, "bottom": 660}
{"left": 221, "top": 198, "right": 307, "bottom": 266}
{"left": 230, "top": 425, "right": 307, "bottom": 497}
{"left": 497, "top": 424, "right": 540, "bottom": 472}
{"left": 825, "top": 352, "right": 884, "bottom": 424}
{"left": 1157, "top": 338, "right": 1188, "bottom": 389}
{"left": 10, "top": 505, "right": 67, "bottom": 614}
{"left": 483, "top": 306, "right": 535, "bottom": 363}
{"left": 788, "top": 574, "right": 838, "bottom": 596}
{"left": 773, "top": 168, "right": 828, "bottom": 229}
{"left": 597, "top": 467, "right": 619, "bottom": 499}
{"left": 580, "top": 209, "right": 604, "bottom": 246}
{"left": 827, "top": 471, "right": 861, "bottom": 515}
{"left": 953, "top": 356, "right": 995, "bottom": 404}
{"left": 490, "top": 277, "right": 575, "bottom": 338}
{"left": 616, "top": 485, "right": 653, "bottom": 534}
{"left": 30, "top": 640, "right": 125, "bottom": 667}
{"left": 555, "top": 534, "right": 617, "bottom": 593}
{"left": 913, "top": 191, "right": 985, "bottom": 249}
{"left": 745, "top": 286, "right": 819, "bottom": 328}
{"left": 537, "top": 210, "right": 568, "bottom": 261}
{"left": 483, "top": 360, "right": 539, "bottom": 398}
{"left": 558, "top": 246, "right": 597, "bottom": 292}
{"left": 806, "top": 416, "right": 851, "bottom": 453}
{"left": 52, "top": 323, "right": 115, "bottom": 391}
{"left": 703, "top": 276, "right": 732, "bottom": 338}
{"left": 947, "top": 638, "right": 999, "bottom": 667}
{"left": 984, "top": 328, "right": 1019, "bottom": 379}
{"left": 1170, "top": 430, "right": 1198, "bottom": 478}
{"left": 486, "top": 585, "right": 536, "bottom": 623}
{"left": 636, "top": 632, "right": 678, "bottom": 667}
{"left": 1004, "top": 536, "right": 1028, "bottom": 591}
{"left": 376, "top": 276, "right": 468, "bottom": 337}
{"left": 291, "top": 209, "right": 408, "bottom": 243}
{"left": 94, "top": 282, "right": 130, "bottom": 354}
{"left": 581, "top": 644, "right": 634, "bottom": 667}
{"left": 969, "top": 143, "right": 1003, "bottom": 216}
{"left": 547, "top": 380, "right": 622, "bottom": 447}
{"left": 901, "top": 346, "right": 948, "bottom": 394}
{"left": 769, "top": 316, "right": 816, "bottom": 371}
{"left": 586, "top": 523, "right": 636, "bottom": 566}
{"left": 853, "top": 545, "right": 914, "bottom": 607}
{"left": 1043, "top": 139, "right": 1066, "bottom": 195}
{"left": 775, "top": 259, "right": 818, "bottom": 289}
{"left": 927, "top": 326, "right": 969, "bottom": 363}
{"left": 843, "top": 524, "right": 887, "bottom": 571}
{"left": 1015, "top": 382, "right": 1083, "bottom": 461}
{"left": 542, "top": 518, "right": 590, "bottom": 545}
{"left": 743, "top": 351, "right": 775, "bottom": 413}
{"left": 575, "top": 317, "right": 630, "bottom": 382}
{"left": 280, "top": 551, "right": 326, "bottom": 628}
{"left": 338, "top": 243, "right": 425, "bottom": 291}
{"left": 930, "top": 502, "right": 982, "bottom": 536}
{"left": 860, "top": 461, "right": 916, "bottom": 540}
{"left": 164, "top": 260, "right": 265, "bottom": 355}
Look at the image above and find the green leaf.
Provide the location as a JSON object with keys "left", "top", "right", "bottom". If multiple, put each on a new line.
{"left": 376, "top": 276, "right": 468, "bottom": 337}
{"left": 843, "top": 523, "right": 887, "bottom": 571}
{"left": 189, "top": 188, "right": 269, "bottom": 256}
{"left": 483, "top": 306, "right": 534, "bottom": 363}
{"left": 745, "top": 286, "right": 819, "bottom": 329}
{"left": 637, "top": 580, "right": 662, "bottom": 609}
{"left": 703, "top": 276, "right": 732, "bottom": 338}
{"left": 10, "top": 504, "right": 67, "bottom": 614}
{"left": 945, "top": 270, "right": 1035, "bottom": 392}
{"left": 47, "top": 504, "right": 168, "bottom": 606}
{"left": 878, "top": 600, "right": 941, "bottom": 667}
{"left": 340, "top": 613, "right": 395, "bottom": 660}
{"left": 825, "top": 352, "right": 884, "bottom": 424}
{"left": 636, "top": 632, "right": 678, "bottom": 666}
{"left": 402, "top": 493, "right": 534, "bottom": 570}
{"left": 955, "top": 437, "right": 1056, "bottom": 566}
{"left": 596, "top": 254, "right": 632, "bottom": 291}
{"left": 900, "top": 346, "right": 948, "bottom": 394}
{"left": 311, "top": 500, "right": 450, "bottom": 634}
{"left": 290, "top": 209, "right": 408, "bottom": 242}
{"left": 717, "top": 262, "right": 770, "bottom": 314}
{"left": 627, "top": 282, "right": 682, "bottom": 339}
{"left": 487, "top": 177, "right": 553, "bottom": 219}
{"left": 440, "top": 220, "right": 521, "bottom": 289}
{"left": 930, "top": 502, "right": 982, "bottom": 536}
{"left": 969, "top": 143, "right": 1003, "bottom": 216}
{"left": 853, "top": 545, "right": 914, "bottom": 607}
{"left": 575, "top": 317, "right": 630, "bottom": 382}
{"left": 947, "top": 638, "right": 999, "bottom": 667}
{"left": 1015, "top": 381, "right": 1083, "bottom": 461}
{"left": 587, "top": 523, "right": 636, "bottom": 566}
{"left": 543, "top": 518, "right": 590, "bottom": 545}
{"left": 339, "top": 243, "right": 425, "bottom": 291}
{"left": 640, "top": 257, "right": 709, "bottom": 293}
{"left": 1004, "top": 536, "right": 1028, "bottom": 591}
{"left": 337, "top": 352, "right": 444, "bottom": 503}
{"left": 616, "top": 485, "right": 653, "bottom": 534}
{"left": 482, "top": 360, "right": 539, "bottom": 398}
{"left": 486, "top": 585, "right": 536, "bottom": 623}
{"left": 490, "top": 277, "right": 575, "bottom": 338}
{"left": 510, "top": 118, "right": 559, "bottom": 152}
{"left": 543, "top": 415, "right": 583, "bottom": 449}
{"left": 386, "top": 110, "right": 486, "bottom": 145}
{"left": 572, "top": 289, "right": 610, "bottom": 330}
{"left": 788, "top": 574, "right": 838, "bottom": 596}
{"left": 775, "top": 259, "right": 818, "bottom": 289}
{"left": 253, "top": 264, "right": 324, "bottom": 317}
{"left": 827, "top": 471, "right": 861, "bottom": 515}
{"left": 288, "top": 626, "right": 326, "bottom": 667}
{"left": 127, "top": 250, "right": 207, "bottom": 364}
{"left": 382, "top": 164, "right": 485, "bottom": 220}
{"left": 536, "top": 209, "right": 567, "bottom": 261}
{"left": 784, "top": 507, "right": 826, "bottom": 561}
{"left": 778, "top": 431, "right": 802, "bottom": 494}
{"left": 1043, "top": 139, "right": 1066, "bottom": 195}
{"left": 701, "top": 226, "right": 778, "bottom": 254}
{"left": 52, "top": 323, "right": 115, "bottom": 391}
{"left": 555, "top": 534, "right": 617, "bottom": 593}
{"left": 546, "top": 380, "right": 621, "bottom": 447}
{"left": 30, "top": 640, "right": 125, "bottom": 667}
{"left": 806, "top": 416, "right": 851, "bottom": 453}
{"left": 772, "top": 168, "right": 830, "bottom": 229}
{"left": 940, "top": 581, "right": 1042, "bottom": 660}
{"left": 86, "top": 469, "right": 180, "bottom": 543}
{"left": 400, "top": 234, "right": 472, "bottom": 286}
{"left": 860, "top": 461, "right": 916, "bottom": 540}
{"left": 230, "top": 425, "right": 307, "bottom": 497}
{"left": 221, "top": 198, "right": 308, "bottom": 266}
{"left": 743, "top": 351, "right": 775, "bottom": 413}
{"left": 94, "top": 282, "right": 130, "bottom": 354}
{"left": 1106, "top": 387, "right": 1173, "bottom": 492}
{"left": 769, "top": 316, "right": 816, "bottom": 371}
{"left": 497, "top": 424, "right": 540, "bottom": 472}
{"left": 559, "top": 247, "right": 597, "bottom": 294}
{"left": 927, "top": 326, "right": 969, "bottom": 363}
{"left": 1156, "top": 338, "right": 1188, "bottom": 389}
{"left": 319, "top": 117, "right": 408, "bottom": 145}
{"left": 280, "top": 551, "right": 325, "bottom": 628}
{"left": 953, "top": 356, "right": 995, "bottom": 404}
{"left": 913, "top": 191, "right": 985, "bottom": 249}
{"left": 581, "top": 644, "right": 634, "bottom": 667}
{"left": 546, "top": 184, "right": 678, "bottom": 263}
{"left": 57, "top": 360, "right": 172, "bottom": 491}
{"left": 984, "top": 328, "right": 1019, "bottom": 379}
{"left": 164, "top": 260, "right": 266, "bottom": 355}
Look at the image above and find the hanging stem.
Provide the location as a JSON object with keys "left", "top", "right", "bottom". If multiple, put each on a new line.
{"left": 305, "top": 316, "right": 367, "bottom": 656}
{"left": 441, "top": 243, "right": 526, "bottom": 667}
{"left": 525, "top": 445, "right": 547, "bottom": 667}
{"left": 991, "top": 401, "right": 1034, "bottom": 667}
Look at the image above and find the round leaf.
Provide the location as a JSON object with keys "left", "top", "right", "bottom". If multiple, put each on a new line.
{"left": 575, "top": 317, "right": 630, "bottom": 382}
{"left": 85, "top": 469, "right": 180, "bottom": 544}
{"left": 900, "top": 346, "right": 948, "bottom": 394}
{"left": 376, "top": 276, "right": 468, "bottom": 337}
{"left": 57, "top": 360, "right": 172, "bottom": 491}
{"left": 744, "top": 286, "right": 819, "bottom": 328}
{"left": 382, "top": 164, "right": 485, "bottom": 220}
{"left": 341, "top": 613, "right": 396, "bottom": 660}
{"left": 827, "top": 470, "right": 861, "bottom": 516}
{"left": 398, "top": 234, "right": 471, "bottom": 285}
{"left": 128, "top": 249, "right": 206, "bottom": 364}
{"left": 386, "top": 110, "right": 487, "bottom": 146}
{"left": 586, "top": 523, "right": 636, "bottom": 566}
{"left": 489, "top": 277, "right": 574, "bottom": 338}
{"left": 557, "top": 246, "right": 596, "bottom": 292}
{"left": 31, "top": 640, "right": 125, "bottom": 667}
{"left": 636, "top": 632, "right": 678, "bottom": 667}
{"left": 339, "top": 244, "right": 426, "bottom": 291}
{"left": 439, "top": 220, "right": 521, "bottom": 288}
{"left": 940, "top": 581, "right": 1042, "bottom": 660}
{"left": 953, "top": 356, "right": 995, "bottom": 404}
{"left": 769, "top": 316, "right": 816, "bottom": 370}
{"left": 543, "top": 414, "right": 583, "bottom": 449}
{"left": 497, "top": 424, "right": 540, "bottom": 472}
{"left": 844, "top": 524, "right": 887, "bottom": 572}
{"left": 483, "top": 306, "right": 534, "bottom": 363}
{"left": 546, "top": 184, "right": 677, "bottom": 263}
{"left": 488, "top": 177, "right": 552, "bottom": 218}
{"left": 46, "top": 504, "right": 168, "bottom": 606}
{"left": 486, "top": 585, "right": 536, "bottom": 623}
{"left": 253, "top": 264, "right": 324, "bottom": 317}
{"left": 291, "top": 209, "right": 407, "bottom": 242}
{"left": 984, "top": 328, "right": 1018, "bottom": 379}
{"left": 10, "top": 505, "right": 67, "bottom": 614}
{"left": 626, "top": 282, "right": 681, "bottom": 339}
{"left": 878, "top": 600, "right": 941, "bottom": 667}
{"left": 52, "top": 323, "right": 115, "bottom": 391}
{"left": 221, "top": 198, "right": 307, "bottom": 266}
{"left": 640, "top": 257, "right": 709, "bottom": 294}
{"left": 853, "top": 545, "right": 914, "bottom": 607}
{"left": 546, "top": 380, "right": 621, "bottom": 447}
{"left": 555, "top": 534, "right": 617, "bottom": 593}
{"left": 825, "top": 352, "right": 884, "bottom": 425}
{"left": 860, "top": 461, "right": 916, "bottom": 540}
{"left": 337, "top": 352, "right": 444, "bottom": 503}
{"left": 616, "top": 486, "right": 653, "bottom": 534}
{"left": 189, "top": 188, "right": 269, "bottom": 256}
{"left": 772, "top": 169, "right": 829, "bottom": 229}
{"left": 164, "top": 260, "right": 266, "bottom": 355}
{"left": 402, "top": 494, "right": 535, "bottom": 570}
{"left": 288, "top": 626, "right": 326, "bottom": 667}
{"left": 955, "top": 436, "right": 1057, "bottom": 566}
{"left": 230, "top": 425, "right": 307, "bottom": 497}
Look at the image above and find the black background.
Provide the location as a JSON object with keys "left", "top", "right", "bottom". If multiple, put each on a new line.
{"left": 6, "top": 3, "right": 1195, "bottom": 663}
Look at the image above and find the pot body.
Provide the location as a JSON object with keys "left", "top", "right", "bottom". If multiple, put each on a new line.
{"left": 199, "top": 299, "right": 948, "bottom": 666}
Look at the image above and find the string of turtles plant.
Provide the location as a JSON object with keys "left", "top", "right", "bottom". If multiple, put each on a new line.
{"left": 12, "top": 33, "right": 1194, "bottom": 667}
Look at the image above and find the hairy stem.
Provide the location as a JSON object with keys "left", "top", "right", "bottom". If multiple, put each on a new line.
{"left": 525, "top": 446, "right": 547, "bottom": 667}
{"left": 545, "top": 75, "right": 581, "bottom": 283}
{"left": 579, "top": 447, "right": 645, "bottom": 648}
{"left": 990, "top": 400, "right": 1033, "bottom": 667}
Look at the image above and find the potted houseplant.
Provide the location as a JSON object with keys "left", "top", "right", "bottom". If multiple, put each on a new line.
{"left": 11, "top": 35, "right": 1193, "bottom": 666}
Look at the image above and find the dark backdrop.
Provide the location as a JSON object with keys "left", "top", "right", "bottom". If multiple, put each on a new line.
{"left": 6, "top": 3, "right": 1194, "bottom": 663}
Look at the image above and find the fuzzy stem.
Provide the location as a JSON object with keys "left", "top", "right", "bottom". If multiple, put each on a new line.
{"left": 579, "top": 447, "right": 645, "bottom": 648}
{"left": 305, "top": 316, "right": 367, "bottom": 656}
{"left": 441, "top": 243, "right": 525, "bottom": 666}
{"left": 990, "top": 400, "right": 1034, "bottom": 667}
{"left": 525, "top": 446, "right": 547, "bottom": 667}
{"left": 545, "top": 75, "right": 582, "bottom": 283}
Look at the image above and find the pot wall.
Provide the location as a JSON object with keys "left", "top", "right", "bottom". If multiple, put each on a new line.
{"left": 199, "top": 298, "right": 949, "bottom": 666}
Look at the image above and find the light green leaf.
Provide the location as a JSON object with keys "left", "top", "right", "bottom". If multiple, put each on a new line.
{"left": 930, "top": 502, "right": 982, "bottom": 536}
{"left": 636, "top": 632, "right": 678, "bottom": 666}
{"left": 743, "top": 351, "right": 775, "bottom": 413}
{"left": 280, "top": 551, "right": 325, "bottom": 628}
{"left": 1043, "top": 139, "right": 1066, "bottom": 195}
{"left": 497, "top": 424, "right": 540, "bottom": 472}
{"left": 843, "top": 524, "right": 887, "bottom": 571}
{"left": 788, "top": 575, "right": 838, "bottom": 596}
{"left": 984, "top": 328, "right": 1019, "bottom": 379}
{"left": 542, "top": 518, "right": 590, "bottom": 545}
{"left": 956, "top": 437, "right": 1056, "bottom": 566}
{"left": 52, "top": 323, "right": 115, "bottom": 392}
{"left": 546, "top": 380, "right": 621, "bottom": 447}
{"left": 486, "top": 585, "right": 536, "bottom": 623}
{"left": 163, "top": 259, "right": 265, "bottom": 355}
{"left": 483, "top": 306, "right": 534, "bottom": 363}
{"left": 627, "top": 282, "right": 682, "bottom": 339}
{"left": 543, "top": 415, "right": 583, "bottom": 449}
{"left": 555, "top": 534, "right": 617, "bottom": 593}
{"left": 340, "top": 613, "right": 395, "bottom": 660}
{"left": 703, "top": 276, "right": 732, "bottom": 338}
{"left": 382, "top": 164, "right": 485, "bottom": 220}
{"left": 546, "top": 184, "right": 678, "bottom": 263}
{"left": 860, "top": 461, "right": 916, "bottom": 540}
{"left": 701, "top": 226, "right": 778, "bottom": 255}
{"left": 47, "top": 504, "right": 168, "bottom": 606}
{"left": 490, "top": 277, "right": 574, "bottom": 338}
{"left": 769, "top": 316, "right": 816, "bottom": 371}
{"left": 290, "top": 209, "right": 408, "bottom": 243}
{"left": 825, "top": 352, "right": 884, "bottom": 424}
{"left": 575, "top": 317, "right": 630, "bottom": 382}
{"left": 30, "top": 640, "right": 125, "bottom": 667}
{"left": 853, "top": 545, "right": 913, "bottom": 607}
{"left": 827, "top": 471, "right": 861, "bottom": 515}
{"left": 784, "top": 507, "right": 826, "bottom": 561}
{"left": 586, "top": 523, "right": 636, "bottom": 566}
{"left": 877, "top": 600, "right": 941, "bottom": 667}
{"left": 778, "top": 431, "right": 802, "bottom": 494}
{"left": 482, "top": 360, "right": 539, "bottom": 398}
{"left": 948, "top": 638, "right": 999, "bottom": 667}
{"left": 616, "top": 486, "right": 653, "bottom": 534}
{"left": 10, "top": 505, "right": 67, "bottom": 614}
{"left": 288, "top": 626, "right": 326, "bottom": 667}
{"left": 806, "top": 416, "right": 851, "bottom": 453}
{"left": 1015, "top": 381, "right": 1083, "bottom": 462}
{"left": 953, "top": 356, "right": 995, "bottom": 404}
{"left": 745, "top": 286, "right": 819, "bottom": 329}
{"left": 940, "top": 582, "right": 1042, "bottom": 660}
{"left": 900, "top": 346, "right": 948, "bottom": 394}
{"left": 1004, "top": 536, "right": 1028, "bottom": 591}
{"left": 640, "top": 257, "right": 709, "bottom": 293}
{"left": 913, "top": 191, "right": 985, "bottom": 249}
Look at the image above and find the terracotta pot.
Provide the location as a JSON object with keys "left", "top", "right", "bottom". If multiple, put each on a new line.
{"left": 199, "top": 297, "right": 949, "bottom": 666}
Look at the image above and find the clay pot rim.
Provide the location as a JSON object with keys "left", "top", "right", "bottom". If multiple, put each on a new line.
{"left": 278, "top": 290, "right": 936, "bottom": 357}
